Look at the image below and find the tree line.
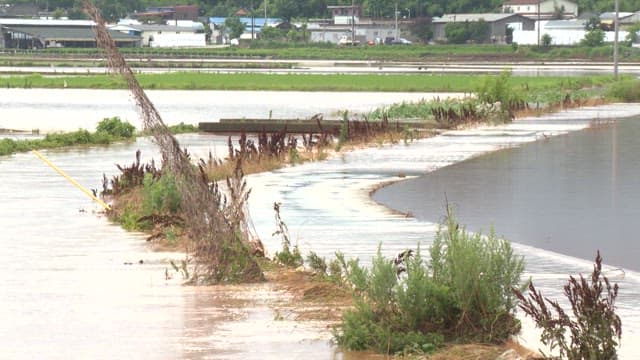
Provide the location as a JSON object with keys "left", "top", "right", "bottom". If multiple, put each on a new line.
{"left": 3, "top": 0, "right": 631, "bottom": 22}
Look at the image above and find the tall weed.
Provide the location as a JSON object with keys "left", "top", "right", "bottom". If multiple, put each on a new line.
{"left": 514, "top": 251, "right": 622, "bottom": 360}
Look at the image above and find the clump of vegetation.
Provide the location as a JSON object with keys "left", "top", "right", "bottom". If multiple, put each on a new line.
{"left": 0, "top": 117, "right": 135, "bottom": 157}
{"left": 606, "top": 78, "right": 640, "bottom": 102}
{"left": 333, "top": 210, "right": 525, "bottom": 355}
{"left": 142, "top": 173, "right": 181, "bottom": 215}
{"left": 167, "top": 122, "right": 198, "bottom": 134}
{"left": 514, "top": 251, "right": 622, "bottom": 360}
{"left": 272, "top": 202, "right": 303, "bottom": 267}
{"left": 444, "top": 20, "right": 490, "bottom": 44}
{"left": 476, "top": 70, "right": 526, "bottom": 120}
{"left": 96, "top": 116, "right": 136, "bottom": 138}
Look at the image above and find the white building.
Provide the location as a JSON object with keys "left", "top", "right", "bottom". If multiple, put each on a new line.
{"left": 502, "top": 0, "right": 578, "bottom": 19}
{"left": 512, "top": 19, "right": 629, "bottom": 45}
{"left": 111, "top": 23, "right": 205, "bottom": 47}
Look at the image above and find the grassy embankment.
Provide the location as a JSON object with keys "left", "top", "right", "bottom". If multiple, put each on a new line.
{"left": 4, "top": 43, "right": 640, "bottom": 62}
{"left": 0, "top": 117, "right": 196, "bottom": 157}
{"left": 0, "top": 72, "right": 617, "bottom": 92}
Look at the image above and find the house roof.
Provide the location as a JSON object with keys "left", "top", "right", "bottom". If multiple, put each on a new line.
{"left": 128, "top": 24, "right": 200, "bottom": 32}
{"left": 543, "top": 19, "right": 586, "bottom": 30}
{"left": 432, "top": 13, "right": 529, "bottom": 23}
{"left": 600, "top": 12, "right": 634, "bottom": 21}
{"left": 3, "top": 25, "right": 139, "bottom": 42}
{"left": 0, "top": 18, "right": 95, "bottom": 27}
{"left": 503, "top": 0, "right": 541, "bottom": 5}
{"left": 209, "top": 17, "right": 281, "bottom": 28}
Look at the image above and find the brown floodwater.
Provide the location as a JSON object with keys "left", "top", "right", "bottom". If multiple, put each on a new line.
{"left": 3, "top": 90, "right": 640, "bottom": 358}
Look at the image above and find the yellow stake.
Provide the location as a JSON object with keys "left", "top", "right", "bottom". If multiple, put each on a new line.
{"left": 32, "top": 150, "right": 111, "bottom": 211}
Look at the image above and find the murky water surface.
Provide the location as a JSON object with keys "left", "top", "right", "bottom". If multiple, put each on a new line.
{"left": 374, "top": 118, "right": 640, "bottom": 271}
{"left": 0, "top": 89, "right": 447, "bottom": 133}
{"left": 2, "top": 90, "right": 640, "bottom": 358}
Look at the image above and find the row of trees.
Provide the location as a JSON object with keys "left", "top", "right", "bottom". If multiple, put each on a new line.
{"left": 7, "top": 0, "right": 640, "bottom": 22}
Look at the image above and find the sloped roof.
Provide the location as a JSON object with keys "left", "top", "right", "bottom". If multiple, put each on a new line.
{"left": 128, "top": 24, "right": 200, "bottom": 32}
{"left": 600, "top": 12, "right": 634, "bottom": 21}
{"left": 503, "top": 0, "right": 541, "bottom": 5}
{"left": 544, "top": 19, "right": 586, "bottom": 29}
{"left": 4, "top": 25, "right": 139, "bottom": 42}
{"left": 0, "top": 19, "right": 95, "bottom": 26}
{"left": 433, "top": 13, "right": 528, "bottom": 23}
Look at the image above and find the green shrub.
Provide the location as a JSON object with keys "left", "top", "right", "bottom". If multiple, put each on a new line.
{"left": 167, "top": 122, "right": 198, "bottom": 134}
{"left": 430, "top": 210, "right": 525, "bottom": 342}
{"left": 306, "top": 251, "right": 328, "bottom": 274}
{"left": 96, "top": 117, "right": 136, "bottom": 138}
{"left": 582, "top": 29, "right": 605, "bottom": 47}
{"left": 606, "top": 79, "right": 640, "bottom": 102}
{"left": 476, "top": 69, "right": 525, "bottom": 120}
{"left": 334, "top": 210, "right": 525, "bottom": 355}
{"left": 142, "top": 173, "right": 181, "bottom": 215}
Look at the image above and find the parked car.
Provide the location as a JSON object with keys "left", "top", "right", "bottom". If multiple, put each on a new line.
{"left": 338, "top": 36, "right": 360, "bottom": 46}
{"left": 384, "top": 37, "right": 412, "bottom": 45}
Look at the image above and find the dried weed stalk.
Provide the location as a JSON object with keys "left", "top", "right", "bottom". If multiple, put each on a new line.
{"left": 513, "top": 251, "right": 622, "bottom": 359}
{"left": 84, "top": 0, "right": 262, "bottom": 283}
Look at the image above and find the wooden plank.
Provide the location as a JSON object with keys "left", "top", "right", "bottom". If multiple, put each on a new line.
{"left": 199, "top": 119, "right": 436, "bottom": 134}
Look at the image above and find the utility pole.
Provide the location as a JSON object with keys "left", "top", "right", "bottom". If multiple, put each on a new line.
{"left": 264, "top": 0, "right": 267, "bottom": 27}
{"left": 395, "top": 2, "right": 399, "bottom": 40}
{"left": 351, "top": 0, "right": 355, "bottom": 45}
{"left": 537, "top": 0, "right": 540, "bottom": 46}
{"left": 251, "top": 0, "right": 255, "bottom": 41}
{"left": 614, "top": 0, "right": 620, "bottom": 79}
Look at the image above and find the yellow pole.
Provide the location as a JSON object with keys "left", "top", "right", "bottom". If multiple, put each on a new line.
{"left": 32, "top": 150, "right": 112, "bottom": 211}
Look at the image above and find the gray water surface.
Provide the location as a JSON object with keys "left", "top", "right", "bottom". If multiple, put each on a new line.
{"left": 373, "top": 118, "right": 640, "bottom": 271}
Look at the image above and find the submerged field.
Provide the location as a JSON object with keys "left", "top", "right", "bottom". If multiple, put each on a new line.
{"left": 0, "top": 72, "right": 618, "bottom": 92}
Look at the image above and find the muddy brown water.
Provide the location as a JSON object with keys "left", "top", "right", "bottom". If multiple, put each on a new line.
{"left": 2, "top": 90, "right": 640, "bottom": 358}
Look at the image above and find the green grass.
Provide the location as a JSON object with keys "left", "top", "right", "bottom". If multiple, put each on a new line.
{"left": 0, "top": 72, "right": 617, "bottom": 92}
{"left": 8, "top": 43, "right": 637, "bottom": 62}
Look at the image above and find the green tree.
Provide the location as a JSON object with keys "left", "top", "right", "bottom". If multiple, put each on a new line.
{"left": 224, "top": 16, "right": 245, "bottom": 39}
{"left": 468, "top": 19, "right": 489, "bottom": 43}
{"left": 273, "top": 0, "right": 301, "bottom": 21}
{"left": 445, "top": 19, "right": 490, "bottom": 44}
{"left": 52, "top": 8, "right": 65, "bottom": 19}
{"left": 444, "top": 22, "right": 469, "bottom": 44}
{"left": 541, "top": 33, "right": 552, "bottom": 48}
{"left": 409, "top": 17, "right": 433, "bottom": 43}
{"left": 582, "top": 28, "right": 605, "bottom": 47}
{"left": 260, "top": 26, "right": 285, "bottom": 40}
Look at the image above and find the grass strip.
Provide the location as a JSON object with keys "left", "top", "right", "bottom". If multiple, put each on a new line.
{"left": 1, "top": 72, "right": 617, "bottom": 92}
{"left": 8, "top": 43, "right": 638, "bottom": 62}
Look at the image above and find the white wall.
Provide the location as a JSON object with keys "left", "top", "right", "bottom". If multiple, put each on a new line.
{"left": 150, "top": 33, "right": 206, "bottom": 47}
{"left": 514, "top": 27, "right": 628, "bottom": 45}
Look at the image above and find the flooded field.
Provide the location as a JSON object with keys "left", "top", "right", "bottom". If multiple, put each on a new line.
{"left": 374, "top": 116, "right": 640, "bottom": 271}
{"left": 0, "top": 88, "right": 450, "bottom": 133}
{"left": 2, "top": 89, "right": 640, "bottom": 358}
